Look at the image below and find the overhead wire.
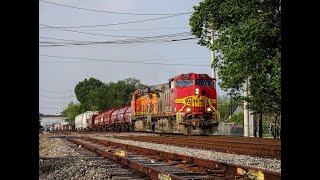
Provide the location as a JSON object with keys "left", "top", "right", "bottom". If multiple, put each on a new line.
{"left": 39, "top": 12, "right": 191, "bottom": 29}
{"left": 39, "top": 26, "right": 190, "bottom": 32}
{"left": 40, "top": 56, "right": 209, "bottom": 63}
{"left": 40, "top": 88, "right": 71, "bottom": 93}
{"left": 40, "top": 99, "right": 68, "bottom": 104}
{"left": 39, "top": 31, "right": 192, "bottom": 42}
{"left": 39, "top": 38, "right": 198, "bottom": 47}
{"left": 39, "top": 93, "right": 72, "bottom": 99}
{"left": 40, "top": 107, "right": 62, "bottom": 110}
{"left": 39, "top": 54, "right": 210, "bottom": 66}
{"left": 39, "top": 34, "right": 198, "bottom": 47}
{"left": 40, "top": 0, "right": 191, "bottom": 16}
{"left": 39, "top": 24, "right": 193, "bottom": 42}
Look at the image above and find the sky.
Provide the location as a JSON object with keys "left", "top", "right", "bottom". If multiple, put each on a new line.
{"left": 39, "top": 0, "right": 227, "bottom": 115}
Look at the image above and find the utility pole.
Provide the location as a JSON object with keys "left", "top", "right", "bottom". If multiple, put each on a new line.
{"left": 259, "top": 112, "right": 263, "bottom": 138}
{"left": 70, "top": 89, "right": 73, "bottom": 103}
{"left": 67, "top": 90, "right": 70, "bottom": 104}
{"left": 243, "top": 78, "right": 249, "bottom": 137}
{"left": 210, "top": 30, "right": 216, "bottom": 85}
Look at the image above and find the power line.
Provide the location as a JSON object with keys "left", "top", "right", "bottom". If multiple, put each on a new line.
{"left": 40, "top": 0, "right": 191, "bottom": 16}
{"left": 40, "top": 55, "right": 210, "bottom": 61}
{"left": 40, "top": 93, "right": 72, "bottom": 99}
{"left": 39, "top": 25, "right": 191, "bottom": 39}
{"left": 40, "top": 99, "right": 68, "bottom": 104}
{"left": 38, "top": 38, "right": 197, "bottom": 46}
{"left": 39, "top": 31, "right": 190, "bottom": 41}
{"left": 40, "top": 26, "right": 190, "bottom": 32}
{"left": 39, "top": 36, "right": 80, "bottom": 42}
{"left": 40, "top": 24, "right": 165, "bottom": 38}
{"left": 41, "top": 57, "right": 210, "bottom": 63}
{"left": 40, "top": 107, "right": 61, "bottom": 109}
{"left": 39, "top": 40, "right": 199, "bottom": 47}
{"left": 39, "top": 54, "right": 210, "bottom": 67}
{"left": 39, "top": 37, "right": 196, "bottom": 45}
{"left": 39, "top": 37, "right": 198, "bottom": 47}
{"left": 40, "top": 104, "right": 65, "bottom": 108}
{"left": 39, "top": 13, "right": 191, "bottom": 29}
{"left": 40, "top": 88, "right": 70, "bottom": 93}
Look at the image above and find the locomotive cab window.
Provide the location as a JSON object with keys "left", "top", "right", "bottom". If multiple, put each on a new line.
{"left": 196, "top": 80, "right": 213, "bottom": 86}
{"left": 176, "top": 80, "right": 194, "bottom": 87}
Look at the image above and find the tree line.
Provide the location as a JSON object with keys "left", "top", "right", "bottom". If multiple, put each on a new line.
{"left": 190, "top": 0, "right": 281, "bottom": 138}
{"left": 63, "top": 77, "right": 149, "bottom": 124}
{"left": 189, "top": 0, "right": 280, "bottom": 116}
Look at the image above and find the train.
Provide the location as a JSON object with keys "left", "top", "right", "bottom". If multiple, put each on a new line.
{"left": 75, "top": 73, "right": 220, "bottom": 135}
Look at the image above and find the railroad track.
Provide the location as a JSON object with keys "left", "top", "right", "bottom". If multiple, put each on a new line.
{"left": 41, "top": 136, "right": 147, "bottom": 179}
{"left": 67, "top": 136, "right": 280, "bottom": 180}
{"left": 114, "top": 135, "right": 281, "bottom": 159}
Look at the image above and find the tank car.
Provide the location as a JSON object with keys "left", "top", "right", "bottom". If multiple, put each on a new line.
{"left": 75, "top": 111, "right": 98, "bottom": 131}
{"left": 89, "top": 106, "right": 131, "bottom": 131}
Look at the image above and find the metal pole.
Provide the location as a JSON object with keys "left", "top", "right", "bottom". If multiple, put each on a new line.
{"left": 243, "top": 79, "right": 249, "bottom": 137}
{"left": 211, "top": 30, "right": 216, "bottom": 84}
{"left": 230, "top": 94, "right": 232, "bottom": 116}
{"left": 259, "top": 112, "right": 263, "bottom": 138}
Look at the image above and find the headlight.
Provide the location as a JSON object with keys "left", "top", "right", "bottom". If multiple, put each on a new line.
{"left": 186, "top": 108, "right": 191, "bottom": 112}
{"left": 195, "top": 88, "right": 199, "bottom": 95}
{"left": 207, "top": 107, "right": 212, "bottom": 112}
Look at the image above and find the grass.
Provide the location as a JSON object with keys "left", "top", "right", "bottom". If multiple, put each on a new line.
{"left": 262, "top": 133, "right": 276, "bottom": 138}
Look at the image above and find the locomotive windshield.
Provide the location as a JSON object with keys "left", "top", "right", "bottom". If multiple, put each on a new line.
{"left": 196, "top": 79, "right": 213, "bottom": 86}
{"left": 176, "top": 79, "right": 194, "bottom": 87}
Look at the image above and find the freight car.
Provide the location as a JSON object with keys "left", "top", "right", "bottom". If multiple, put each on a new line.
{"left": 75, "top": 111, "right": 98, "bottom": 131}
{"left": 83, "top": 73, "right": 220, "bottom": 135}
{"left": 88, "top": 106, "right": 131, "bottom": 132}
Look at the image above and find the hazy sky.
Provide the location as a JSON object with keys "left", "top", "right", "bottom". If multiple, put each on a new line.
{"left": 39, "top": 0, "right": 227, "bottom": 114}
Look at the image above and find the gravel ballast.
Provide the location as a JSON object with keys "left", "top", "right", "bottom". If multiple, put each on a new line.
{"left": 39, "top": 133, "right": 145, "bottom": 180}
{"left": 83, "top": 133, "right": 281, "bottom": 173}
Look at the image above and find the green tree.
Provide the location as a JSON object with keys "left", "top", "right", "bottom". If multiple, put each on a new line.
{"left": 64, "top": 102, "right": 81, "bottom": 124}
{"left": 230, "top": 112, "right": 244, "bottom": 125}
{"left": 124, "top": 78, "right": 149, "bottom": 89}
{"left": 76, "top": 78, "right": 150, "bottom": 112}
{"left": 218, "top": 94, "right": 243, "bottom": 122}
{"left": 74, "top": 77, "right": 103, "bottom": 112}
{"left": 189, "top": 0, "right": 281, "bottom": 115}
{"left": 217, "top": 95, "right": 230, "bottom": 121}
{"left": 61, "top": 109, "right": 67, "bottom": 115}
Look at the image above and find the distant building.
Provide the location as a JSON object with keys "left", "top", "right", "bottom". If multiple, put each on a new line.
{"left": 231, "top": 103, "right": 255, "bottom": 137}
{"left": 232, "top": 103, "right": 244, "bottom": 115}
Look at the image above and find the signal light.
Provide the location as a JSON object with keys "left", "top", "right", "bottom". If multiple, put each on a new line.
{"left": 207, "top": 107, "right": 212, "bottom": 112}
{"left": 186, "top": 108, "right": 191, "bottom": 112}
{"left": 195, "top": 88, "right": 199, "bottom": 95}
